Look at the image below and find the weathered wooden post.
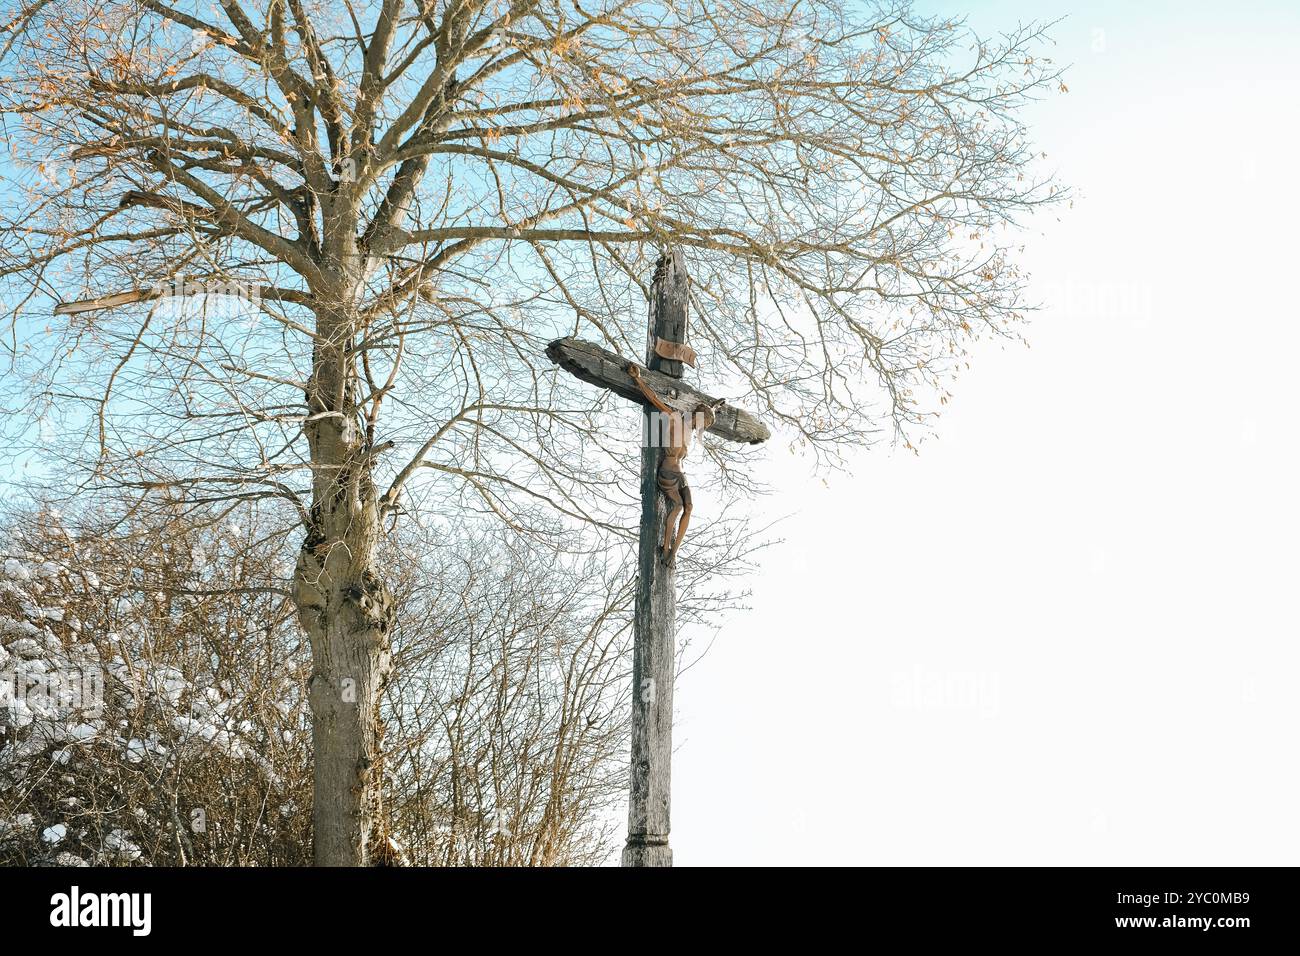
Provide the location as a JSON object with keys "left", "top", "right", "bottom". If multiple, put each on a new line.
{"left": 623, "top": 249, "right": 688, "bottom": 866}
{"left": 544, "top": 250, "right": 769, "bottom": 867}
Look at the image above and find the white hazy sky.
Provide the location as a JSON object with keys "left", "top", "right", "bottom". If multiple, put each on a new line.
{"left": 671, "top": 0, "right": 1300, "bottom": 865}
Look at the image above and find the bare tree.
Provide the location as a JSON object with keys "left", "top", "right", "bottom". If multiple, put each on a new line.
{"left": 383, "top": 525, "right": 632, "bottom": 865}
{"left": 382, "top": 511, "right": 755, "bottom": 865}
{"left": 0, "top": 0, "right": 1063, "bottom": 863}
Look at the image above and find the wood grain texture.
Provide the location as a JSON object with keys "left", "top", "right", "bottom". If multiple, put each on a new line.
{"left": 621, "top": 250, "right": 688, "bottom": 868}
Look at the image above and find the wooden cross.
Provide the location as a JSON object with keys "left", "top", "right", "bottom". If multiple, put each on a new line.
{"left": 546, "top": 250, "right": 770, "bottom": 866}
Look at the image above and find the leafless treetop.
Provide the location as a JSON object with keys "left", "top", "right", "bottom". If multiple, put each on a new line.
{"left": 0, "top": 0, "right": 1062, "bottom": 529}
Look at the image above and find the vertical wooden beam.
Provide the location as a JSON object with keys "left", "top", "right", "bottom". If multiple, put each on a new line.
{"left": 622, "top": 249, "right": 688, "bottom": 867}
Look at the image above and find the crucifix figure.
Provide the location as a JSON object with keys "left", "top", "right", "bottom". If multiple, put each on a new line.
{"left": 545, "top": 249, "right": 769, "bottom": 866}
{"left": 627, "top": 362, "right": 726, "bottom": 568}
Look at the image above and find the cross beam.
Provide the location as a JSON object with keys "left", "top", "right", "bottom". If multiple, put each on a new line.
{"left": 544, "top": 337, "right": 770, "bottom": 445}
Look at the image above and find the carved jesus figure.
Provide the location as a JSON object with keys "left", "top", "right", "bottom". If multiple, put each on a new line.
{"left": 627, "top": 363, "right": 725, "bottom": 567}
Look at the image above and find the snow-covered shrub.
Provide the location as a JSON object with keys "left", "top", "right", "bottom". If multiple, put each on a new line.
{"left": 0, "top": 507, "right": 311, "bottom": 865}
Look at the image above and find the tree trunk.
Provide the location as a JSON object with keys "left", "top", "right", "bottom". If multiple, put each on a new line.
{"left": 292, "top": 298, "right": 395, "bottom": 867}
